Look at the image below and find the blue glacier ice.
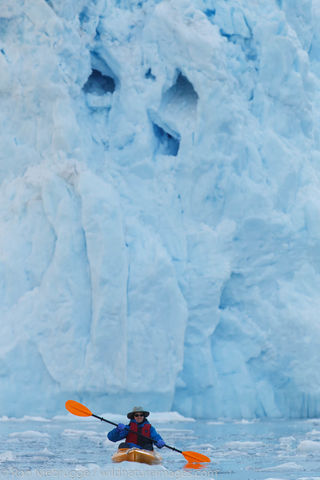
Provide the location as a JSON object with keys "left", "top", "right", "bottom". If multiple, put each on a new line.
{"left": 1, "top": 0, "right": 320, "bottom": 419}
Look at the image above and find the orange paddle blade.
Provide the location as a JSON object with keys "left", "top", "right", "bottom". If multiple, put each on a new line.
{"left": 182, "top": 451, "right": 211, "bottom": 463}
{"left": 65, "top": 400, "right": 92, "bottom": 417}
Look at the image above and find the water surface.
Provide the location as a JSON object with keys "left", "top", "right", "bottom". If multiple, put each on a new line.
{"left": 0, "top": 415, "right": 319, "bottom": 479}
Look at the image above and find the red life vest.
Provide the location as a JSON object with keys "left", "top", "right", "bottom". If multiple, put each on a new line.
{"left": 126, "top": 421, "right": 152, "bottom": 448}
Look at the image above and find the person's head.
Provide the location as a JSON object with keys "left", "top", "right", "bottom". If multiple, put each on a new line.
{"left": 127, "top": 406, "right": 150, "bottom": 423}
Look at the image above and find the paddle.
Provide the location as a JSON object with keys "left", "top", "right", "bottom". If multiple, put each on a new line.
{"left": 65, "top": 400, "right": 210, "bottom": 464}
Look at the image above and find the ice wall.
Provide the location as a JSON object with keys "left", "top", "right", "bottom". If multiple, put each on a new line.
{"left": 1, "top": 0, "right": 320, "bottom": 418}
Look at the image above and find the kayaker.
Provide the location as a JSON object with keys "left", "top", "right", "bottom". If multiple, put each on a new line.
{"left": 107, "top": 406, "right": 165, "bottom": 451}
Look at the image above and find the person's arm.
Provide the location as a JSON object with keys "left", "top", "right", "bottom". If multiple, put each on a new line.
{"left": 150, "top": 426, "right": 165, "bottom": 448}
{"left": 107, "top": 424, "right": 129, "bottom": 442}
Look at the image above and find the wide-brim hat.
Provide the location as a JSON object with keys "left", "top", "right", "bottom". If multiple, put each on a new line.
{"left": 127, "top": 406, "right": 150, "bottom": 419}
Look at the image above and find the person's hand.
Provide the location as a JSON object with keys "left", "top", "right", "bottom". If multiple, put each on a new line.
{"left": 116, "top": 423, "right": 126, "bottom": 432}
{"left": 156, "top": 439, "right": 165, "bottom": 448}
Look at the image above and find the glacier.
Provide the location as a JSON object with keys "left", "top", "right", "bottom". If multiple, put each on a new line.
{"left": 1, "top": 0, "right": 320, "bottom": 419}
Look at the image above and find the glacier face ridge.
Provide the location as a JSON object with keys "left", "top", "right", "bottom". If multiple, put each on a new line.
{"left": 1, "top": 0, "right": 320, "bottom": 418}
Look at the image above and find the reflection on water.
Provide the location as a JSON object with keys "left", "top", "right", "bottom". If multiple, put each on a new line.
{"left": 183, "top": 462, "right": 209, "bottom": 470}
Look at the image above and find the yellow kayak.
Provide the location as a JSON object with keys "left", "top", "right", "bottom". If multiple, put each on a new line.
{"left": 112, "top": 448, "right": 162, "bottom": 465}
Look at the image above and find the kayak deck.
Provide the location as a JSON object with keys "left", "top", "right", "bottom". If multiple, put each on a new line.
{"left": 112, "top": 448, "right": 162, "bottom": 465}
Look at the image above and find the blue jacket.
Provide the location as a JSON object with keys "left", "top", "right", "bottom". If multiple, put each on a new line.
{"left": 107, "top": 419, "right": 164, "bottom": 449}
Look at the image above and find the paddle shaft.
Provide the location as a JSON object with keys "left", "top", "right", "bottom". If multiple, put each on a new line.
{"left": 65, "top": 401, "right": 210, "bottom": 463}
{"left": 92, "top": 413, "right": 180, "bottom": 452}
{"left": 92, "top": 413, "right": 158, "bottom": 443}
{"left": 92, "top": 413, "right": 117, "bottom": 427}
